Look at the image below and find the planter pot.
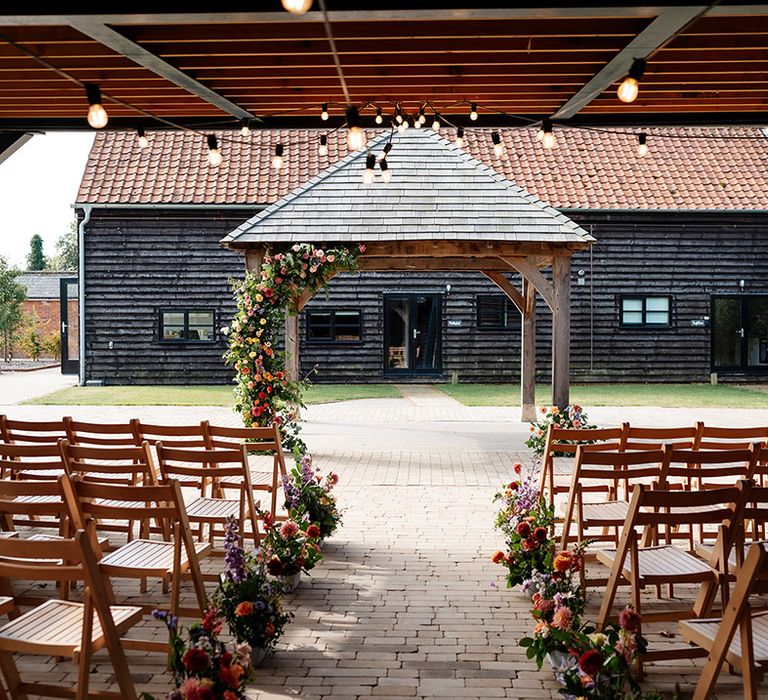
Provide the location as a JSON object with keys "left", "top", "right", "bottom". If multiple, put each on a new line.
{"left": 250, "top": 646, "right": 267, "bottom": 667}
{"left": 280, "top": 572, "right": 301, "bottom": 593}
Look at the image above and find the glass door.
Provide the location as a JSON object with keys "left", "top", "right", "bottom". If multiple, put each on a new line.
{"left": 712, "top": 295, "right": 768, "bottom": 373}
{"left": 59, "top": 277, "right": 79, "bottom": 375}
{"left": 384, "top": 294, "right": 442, "bottom": 375}
{"left": 746, "top": 297, "right": 768, "bottom": 369}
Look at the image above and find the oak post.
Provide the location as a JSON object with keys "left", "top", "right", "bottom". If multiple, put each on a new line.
{"left": 551, "top": 255, "right": 571, "bottom": 410}
{"left": 244, "top": 249, "right": 262, "bottom": 273}
{"left": 521, "top": 279, "right": 536, "bottom": 421}
{"left": 285, "top": 307, "right": 300, "bottom": 383}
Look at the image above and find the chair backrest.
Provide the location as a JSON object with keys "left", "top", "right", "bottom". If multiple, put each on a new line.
{"left": 696, "top": 422, "right": 768, "bottom": 451}
{"left": 59, "top": 440, "right": 158, "bottom": 486}
{"left": 573, "top": 445, "right": 670, "bottom": 486}
{"left": 543, "top": 424, "right": 628, "bottom": 461}
{"left": 0, "top": 415, "right": 68, "bottom": 444}
{"left": 0, "top": 477, "right": 69, "bottom": 531}
{"left": 133, "top": 419, "right": 208, "bottom": 448}
{"left": 623, "top": 424, "right": 702, "bottom": 451}
{"left": 665, "top": 444, "right": 762, "bottom": 488}
{"left": 155, "top": 443, "right": 254, "bottom": 491}
{"left": 63, "top": 417, "right": 141, "bottom": 447}
{"left": 0, "top": 441, "right": 66, "bottom": 480}
{"left": 205, "top": 422, "right": 282, "bottom": 453}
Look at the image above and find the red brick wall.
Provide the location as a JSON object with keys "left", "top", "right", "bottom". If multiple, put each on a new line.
{"left": 12, "top": 299, "right": 78, "bottom": 359}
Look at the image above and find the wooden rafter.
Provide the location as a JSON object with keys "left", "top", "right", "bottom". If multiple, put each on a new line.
{"left": 481, "top": 271, "right": 526, "bottom": 317}
{"left": 500, "top": 257, "right": 556, "bottom": 311}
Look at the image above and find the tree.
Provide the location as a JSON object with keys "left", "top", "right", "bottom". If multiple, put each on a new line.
{"left": 26, "top": 234, "right": 46, "bottom": 270}
{"left": 0, "top": 256, "right": 27, "bottom": 361}
{"left": 49, "top": 221, "right": 78, "bottom": 271}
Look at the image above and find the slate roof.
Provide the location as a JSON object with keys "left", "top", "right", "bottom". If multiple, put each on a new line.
{"left": 222, "top": 130, "right": 592, "bottom": 246}
{"left": 76, "top": 126, "right": 768, "bottom": 211}
{"left": 16, "top": 271, "right": 76, "bottom": 300}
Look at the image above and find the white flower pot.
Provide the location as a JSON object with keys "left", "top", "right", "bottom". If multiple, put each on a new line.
{"left": 280, "top": 572, "right": 301, "bottom": 593}
{"left": 250, "top": 646, "right": 267, "bottom": 667}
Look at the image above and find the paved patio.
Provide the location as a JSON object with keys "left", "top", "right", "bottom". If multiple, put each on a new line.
{"left": 0, "top": 396, "right": 761, "bottom": 698}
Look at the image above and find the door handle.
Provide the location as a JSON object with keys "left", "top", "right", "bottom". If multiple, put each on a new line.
{"left": 738, "top": 328, "right": 745, "bottom": 338}
{"left": 413, "top": 329, "right": 418, "bottom": 340}
{"left": 61, "top": 322, "right": 68, "bottom": 333}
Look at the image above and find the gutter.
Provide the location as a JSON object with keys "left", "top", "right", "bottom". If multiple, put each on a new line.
{"left": 77, "top": 204, "right": 92, "bottom": 386}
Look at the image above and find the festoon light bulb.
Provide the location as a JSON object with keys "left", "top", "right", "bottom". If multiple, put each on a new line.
{"left": 362, "top": 152, "right": 376, "bottom": 184}
{"left": 431, "top": 113, "right": 440, "bottom": 131}
{"left": 321, "top": 103, "right": 329, "bottom": 121}
{"left": 455, "top": 127, "right": 464, "bottom": 148}
{"left": 318, "top": 134, "right": 328, "bottom": 157}
{"left": 85, "top": 84, "right": 108, "bottom": 129}
{"left": 637, "top": 132, "right": 648, "bottom": 157}
{"left": 240, "top": 119, "right": 251, "bottom": 136}
{"left": 378, "top": 142, "right": 393, "bottom": 161}
{"left": 541, "top": 119, "right": 557, "bottom": 150}
{"left": 281, "top": 0, "right": 313, "bottom": 14}
{"left": 137, "top": 127, "right": 149, "bottom": 149}
{"left": 206, "top": 134, "right": 222, "bottom": 166}
{"left": 418, "top": 106, "right": 426, "bottom": 125}
{"left": 469, "top": 102, "right": 478, "bottom": 121}
{"left": 492, "top": 131, "right": 505, "bottom": 157}
{"left": 272, "top": 143, "right": 284, "bottom": 170}
{"left": 379, "top": 158, "right": 392, "bottom": 183}
{"left": 375, "top": 107, "right": 383, "bottom": 125}
{"left": 346, "top": 105, "right": 367, "bottom": 150}
{"left": 618, "top": 58, "right": 646, "bottom": 104}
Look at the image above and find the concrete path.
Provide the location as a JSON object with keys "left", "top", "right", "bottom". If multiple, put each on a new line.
{"left": 0, "top": 366, "right": 75, "bottom": 404}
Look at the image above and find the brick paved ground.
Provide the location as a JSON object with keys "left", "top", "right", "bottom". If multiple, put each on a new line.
{"left": 0, "top": 396, "right": 763, "bottom": 698}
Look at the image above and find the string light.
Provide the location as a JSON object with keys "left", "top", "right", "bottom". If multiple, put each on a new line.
{"left": 321, "top": 103, "right": 329, "bottom": 121}
{"left": 281, "top": 0, "right": 313, "bottom": 14}
{"left": 346, "top": 105, "right": 367, "bottom": 150}
{"left": 206, "top": 134, "right": 222, "bottom": 166}
{"left": 362, "top": 152, "right": 376, "bottom": 184}
{"left": 470, "top": 102, "right": 478, "bottom": 121}
{"left": 541, "top": 118, "right": 557, "bottom": 150}
{"left": 318, "top": 134, "right": 328, "bottom": 157}
{"left": 431, "top": 113, "right": 441, "bottom": 131}
{"left": 375, "top": 106, "right": 383, "bottom": 125}
{"left": 379, "top": 142, "right": 393, "bottom": 160}
{"left": 414, "top": 115, "right": 423, "bottom": 129}
{"left": 455, "top": 127, "right": 464, "bottom": 148}
{"left": 85, "top": 84, "right": 108, "bottom": 129}
{"left": 272, "top": 143, "right": 284, "bottom": 170}
{"left": 418, "top": 106, "right": 426, "bottom": 125}
{"left": 395, "top": 105, "right": 403, "bottom": 124}
{"left": 136, "top": 127, "right": 149, "bottom": 149}
{"left": 380, "top": 158, "right": 392, "bottom": 183}
{"left": 492, "top": 131, "right": 505, "bottom": 157}
{"left": 637, "top": 132, "right": 648, "bottom": 157}
{"left": 240, "top": 119, "right": 251, "bottom": 136}
{"left": 618, "top": 58, "right": 646, "bottom": 104}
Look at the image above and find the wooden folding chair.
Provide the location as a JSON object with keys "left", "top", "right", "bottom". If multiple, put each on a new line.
{"left": 596, "top": 482, "right": 749, "bottom": 677}
{"left": 156, "top": 444, "right": 260, "bottom": 547}
{"left": 622, "top": 423, "right": 702, "bottom": 451}
{"left": 64, "top": 417, "right": 141, "bottom": 448}
{"left": 0, "top": 441, "right": 66, "bottom": 482}
{"left": 59, "top": 475, "right": 209, "bottom": 621}
{"left": 538, "top": 423, "right": 628, "bottom": 508}
{"left": 132, "top": 420, "right": 208, "bottom": 449}
{"left": 696, "top": 423, "right": 768, "bottom": 486}
{"left": 680, "top": 541, "right": 768, "bottom": 700}
{"left": 204, "top": 422, "right": 289, "bottom": 515}
{"left": 0, "top": 528, "right": 142, "bottom": 699}
{"left": 0, "top": 416, "right": 68, "bottom": 445}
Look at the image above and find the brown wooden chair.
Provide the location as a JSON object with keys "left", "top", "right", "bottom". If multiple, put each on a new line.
{"left": 622, "top": 424, "right": 702, "bottom": 451}
{"left": 132, "top": 420, "right": 208, "bottom": 449}
{"left": 680, "top": 541, "right": 768, "bottom": 700}
{"left": 0, "top": 477, "right": 71, "bottom": 541}
{"left": 0, "top": 528, "right": 142, "bottom": 699}
{"left": 696, "top": 423, "right": 768, "bottom": 486}
{"left": 63, "top": 417, "right": 141, "bottom": 448}
{"left": 204, "top": 422, "right": 288, "bottom": 515}
{"left": 59, "top": 475, "right": 210, "bottom": 620}
{"left": 156, "top": 443, "right": 260, "bottom": 547}
{"left": 0, "top": 441, "right": 66, "bottom": 482}
{"left": 596, "top": 482, "right": 749, "bottom": 677}
{"left": 0, "top": 416, "right": 68, "bottom": 445}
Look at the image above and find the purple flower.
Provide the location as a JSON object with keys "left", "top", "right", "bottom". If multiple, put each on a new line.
{"left": 282, "top": 475, "right": 301, "bottom": 508}
{"left": 300, "top": 454, "right": 314, "bottom": 484}
{"left": 224, "top": 516, "right": 247, "bottom": 583}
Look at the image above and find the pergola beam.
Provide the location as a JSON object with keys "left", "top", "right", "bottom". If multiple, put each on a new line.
{"left": 66, "top": 19, "right": 256, "bottom": 121}
{"left": 521, "top": 279, "right": 537, "bottom": 422}
{"left": 553, "top": 5, "right": 710, "bottom": 120}
{"left": 481, "top": 271, "right": 526, "bottom": 316}
{"left": 500, "top": 257, "right": 555, "bottom": 311}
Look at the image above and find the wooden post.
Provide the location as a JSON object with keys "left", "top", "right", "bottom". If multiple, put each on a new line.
{"left": 244, "top": 249, "right": 262, "bottom": 273}
{"left": 551, "top": 255, "right": 571, "bottom": 410}
{"left": 284, "top": 307, "right": 300, "bottom": 383}
{"left": 521, "top": 279, "right": 536, "bottom": 421}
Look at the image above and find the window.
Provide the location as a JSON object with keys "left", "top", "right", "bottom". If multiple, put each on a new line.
{"left": 477, "top": 294, "right": 514, "bottom": 329}
{"left": 307, "top": 310, "right": 362, "bottom": 343}
{"left": 160, "top": 309, "right": 215, "bottom": 342}
{"left": 620, "top": 296, "right": 671, "bottom": 327}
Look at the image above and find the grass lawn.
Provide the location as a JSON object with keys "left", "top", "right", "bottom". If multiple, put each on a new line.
{"left": 437, "top": 383, "right": 768, "bottom": 408}
{"left": 24, "top": 384, "right": 402, "bottom": 406}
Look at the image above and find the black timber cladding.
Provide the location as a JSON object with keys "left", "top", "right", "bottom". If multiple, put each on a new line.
{"left": 82, "top": 208, "right": 768, "bottom": 385}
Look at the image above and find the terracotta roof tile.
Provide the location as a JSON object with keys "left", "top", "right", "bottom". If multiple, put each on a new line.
{"left": 76, "top": 127, "right": 768, "bottom": 211}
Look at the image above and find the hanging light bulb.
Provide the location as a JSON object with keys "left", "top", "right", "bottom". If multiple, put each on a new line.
{"left": 637, "top": 132, "right": 648, "bottom": 157}
{"left": 418, "top": 106, "right": 426, "bottom": 125}
{"left": 378, "top": 142, "right": 393, "bottom": 160}
{"left": 536, "top": 126, "right": 545, "bottom": 141}
{"left": 240, "top": 119, "right": 251, "bottom": 136}
{"left": 541, "top": 118, "right": 556, "bottom": 150}
{"left": 617, "top": 58, "right": 646, "bottom": 104}
{"left": 346, "top": 105, "right": 367, "bottom": 150}
{"left": 402, "top": 117, "right": 411, "bottom": 131}
{"left": 455, "top": 127, "right": 464, "bottom": 148}
{"left": 362, "top": 152, "right": 376, "bottom": 184}
{"left": 272, "top": 143, "right": 284, "bottom": 170}
{"left": 281, "top": 0, "right": 313, "bottom": 14}
{"left": 395, "top": 105, "right": 403, "bottom": 124}
{"left": 136, "top": 127, "right": 149, "bottom": 149}
{"left": 85, "top": 84, "right": 108, "bottom": 129}
{"left": 318, "top": 134, "right": 328, "bottom": 157}
{"left": 321, "top": 103, "right": 329, "bottom": 121}
{"left": 414, "top": 116, "right": 423, "bottom": 129}
{"left": 492, "top": 131, "right": 505, "bottom": 157}
{"left": 469, "top": 102, "right": 478, "bottom": 121}
{"left": 206, "top": 134, "right": 222, "bottom": 166}
{"left": 379, "top": 158, "right": 392, "bottom": 183}
{"left": 375, "top": 106, "right": 383, "bottom": 125}
{"left": 431, "top": 113, "right": 440, "bottom": 131}
{"left": 397, "top": 121, "right": 407, "bottom": 134}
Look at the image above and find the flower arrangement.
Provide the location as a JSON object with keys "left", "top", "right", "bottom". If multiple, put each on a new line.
{"left": 149, "top": 609, "right": 252, "bottom": 700}
{"left": 491, "top": 463, "right": 554, "bottom": 587}
{"left": 224, "top": 242, "right": 362, "bottom": 456}
{"left": 256, "top": 509, "right": 322, "bottom": 577}
{"left": 283, "top": 454, "right": 342, "bottom": 539}
{"left": 212, "top": 517, "right": 291, "bottom": 654}
{"left": 519, "top": 541, "right": 591, "bottom": 669}
{"left": 525, "top": 404, "right": 597, "bottom": 457}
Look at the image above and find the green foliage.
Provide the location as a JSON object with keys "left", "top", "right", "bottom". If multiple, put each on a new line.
{"left": 49, "top": 221, "right": 78, "bottom": 271}
{"left": 283, "top": 454, "right": 342, "bottom": 539}
{"left": 0, "top": 257, "right": 27, "bottom": 361}
{"left": 40, "top": 332, "right": 61, "bottom": 360}
{"left": 26, "top": 234, "right": 46, "bottom": 271}
{"left": 256, "top": 510, "right": 323, "bottom": 576}
{"left": 18, "top": 326, "right": 42, "bottom": 360}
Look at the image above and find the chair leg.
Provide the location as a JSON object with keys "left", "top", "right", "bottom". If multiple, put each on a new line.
{"left": 741, "top": 614, "right": 757, "bottom": 700}
{"left": 0, "top": 651, "right": 26, "bottom": 700}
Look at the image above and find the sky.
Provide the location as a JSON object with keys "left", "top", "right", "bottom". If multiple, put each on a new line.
{"left": 0, "top": 132, "right": 94, "bottom": 268}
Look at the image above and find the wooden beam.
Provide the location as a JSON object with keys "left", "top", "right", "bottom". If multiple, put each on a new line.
{"left": 361, "top": 241, "right": 586, "bottom": 259}
{"left": 481, "top": 271, "right": 525, "bottom": 316}
{"left": 244, "top": 250, "right": 262, "bottom": 273}
{"left": 500, "top": 257, "right": 555, "bottom": 311}
{"left": 553, "top": 5, "right": 710, "bottom": 120}
{"left": 521, "top": 279, "right": 536, "bottom": 422}
{"left": 358, "top": 257, "right": 514, "bottom": 272}
{"left": 0, "top": 131, "right": 30, "bottom": 165}
{"left": 284, "top": 310, "right": 300, "bottom": 383}
{"left": 551, "top": 255, "right": 571, "bottom": 410}
{"left": 66, "top": 19, "right": 256, "bottom": 121}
